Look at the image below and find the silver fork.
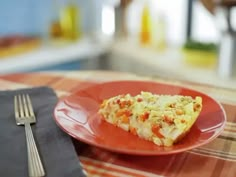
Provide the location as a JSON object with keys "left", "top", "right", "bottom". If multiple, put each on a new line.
{"left": 14, "top": 94, "right": 45, "bottom": 177}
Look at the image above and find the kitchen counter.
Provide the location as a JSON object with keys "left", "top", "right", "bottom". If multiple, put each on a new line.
{"left": 0, "top": 37, "right": 111, "bottom": 74}
{"left": 109, "top": 38, "right": 236, "bottom": 89}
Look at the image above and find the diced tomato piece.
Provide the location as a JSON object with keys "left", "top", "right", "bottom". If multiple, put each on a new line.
{"left": 163, "top": 115, "right": 174, "bottom": 125}
{"left": 137, "top": 98, "right": 142, "bottom": 102}
{"left": 152, "top": 124, "right": 164, "bottom": 138}
{"left": 119, "top": 101, "right": 126, "bottom": 108}
{"left": 130, "top": 126, "right": 137, "bottom": 135}
{"left": 119, "top": 100, "right": 132, "bottom": 108}
{"left": 194, "top": 103, "right": 201, "bottom": 112}
{"left": 116, "top": 110, "right": 124, "bottom": 117}
{"left": 116, "top": 109, "right": 132, "bottom": 118}
{"left": 121, "top": 115, "right": 129, "bottom": 123}
{"left": 140, "top": 112, "right": 149, "bottom": 121}
{"left": 116, "top": 99, "right": 120, "bottom": 104}
{"left": 127, "top": 100, "right": 132, "bottom": 106}
{"left": 123, "top": 110, "right": 132, "bottom": 117}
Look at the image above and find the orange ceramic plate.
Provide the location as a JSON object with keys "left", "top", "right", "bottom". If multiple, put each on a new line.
{"left": 53, "top": 80, "right": 226, "bottom": 155}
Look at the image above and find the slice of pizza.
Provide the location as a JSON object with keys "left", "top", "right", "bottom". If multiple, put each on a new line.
{"left": 98, "top": 91, "right": 202, "bottom": 146}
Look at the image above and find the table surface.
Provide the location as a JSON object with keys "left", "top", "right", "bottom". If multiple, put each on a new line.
{"left": 0, "top": 70, "right": 235, "bottom": 177}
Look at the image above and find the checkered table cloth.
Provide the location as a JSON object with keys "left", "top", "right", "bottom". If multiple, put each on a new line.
{"left": 0, "top": 71, "right": 235, "bottom": 177}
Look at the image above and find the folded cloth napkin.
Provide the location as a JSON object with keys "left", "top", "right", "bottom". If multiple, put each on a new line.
{"left": 0, "top": 86, "right": 86, "bottom": 177}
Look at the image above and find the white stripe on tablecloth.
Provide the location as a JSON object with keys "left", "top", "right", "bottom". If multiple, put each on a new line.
{"left": 226, "top": 122, "right": 236, "bottom": 128}
{"left": 80, "top": 156, "right": 163, "bottom": 177}
{"left": 189, "top": 147, "right": 236, "bottom": 162}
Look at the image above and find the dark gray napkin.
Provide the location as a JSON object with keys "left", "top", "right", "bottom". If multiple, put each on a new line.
{"left": 0, "top": 86, "right": 86, "bottom": 177}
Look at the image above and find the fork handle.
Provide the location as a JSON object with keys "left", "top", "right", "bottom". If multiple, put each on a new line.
{"left": 25, "top": 123, "right": 45, "bottom": 177}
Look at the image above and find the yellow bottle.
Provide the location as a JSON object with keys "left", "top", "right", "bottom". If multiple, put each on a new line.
{"left": 140, "top": 4, "right": 151, "bottom": 45}
{"left": 60, "top": 1, "right": 80, "bottom": 41}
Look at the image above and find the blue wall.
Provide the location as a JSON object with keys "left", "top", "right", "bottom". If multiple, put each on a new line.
{"left": 0, "top": 0, "right": 102, "bottom": 37}
{"left": 0, "top": 0, "right": 52, "bottom": 36}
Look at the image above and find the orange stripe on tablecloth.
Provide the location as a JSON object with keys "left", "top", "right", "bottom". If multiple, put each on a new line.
{"left": 83, "top": 166, "right": 119, "bottom": 177}
{"left": 80, "top": 157, "right": 160, "bottom": 177}
{"left": 38, "top": 73, "right": 98, "bottom": 93}
{"left": 84, "top": 165, "right": 133, "bottom": 177}
{"left": 0, "top": 73, "right": 62, "bottom": 87}
{"left": 0, "top": 73, "right": 28, "bottom": 82}
{"left": 0, "top": 73, "right": 96, "bottom": 93}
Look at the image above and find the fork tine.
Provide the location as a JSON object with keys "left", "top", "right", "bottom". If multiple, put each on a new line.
{"left": 14, "top": 95, "right": 19, "bottom": 119}
{"left": 22, "top": 94, "right": 29, "bottom": 117}
{"left": 14, "top": 94, "right": 45, "bottom": 176}
{"left": 26, "top": 94, "right": 35, "bottom": 117}
{"left": 18, "top": 95, "right": 24, "bottom": 118}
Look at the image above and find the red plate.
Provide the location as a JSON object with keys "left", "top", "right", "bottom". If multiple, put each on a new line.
{"left": 53, "top": 80, "right": 226, "bottom": 155}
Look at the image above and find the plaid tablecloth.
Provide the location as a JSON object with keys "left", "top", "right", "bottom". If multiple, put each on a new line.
{"left": 0, "top": 71, "right": 235, "bottom": 177}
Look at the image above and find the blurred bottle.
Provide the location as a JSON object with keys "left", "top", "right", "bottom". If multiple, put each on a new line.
{"left": 140, "top": 3, "right": 151, "bottom": 45}
{"left": 59, "top": 0, "right": 81, "bottom": 41}
{"left": 152, "top": 14, "right": 167, "bottom": 51}
{"left": 50, "top": 21, "right": 62, "bottom": 38}
{"left": 49, "top": 0, "right": 61, "bottom": 40}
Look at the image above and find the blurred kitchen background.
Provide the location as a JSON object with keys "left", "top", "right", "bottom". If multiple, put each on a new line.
{"left": 0, "top": 0, "right": 236, "bottom": 88}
